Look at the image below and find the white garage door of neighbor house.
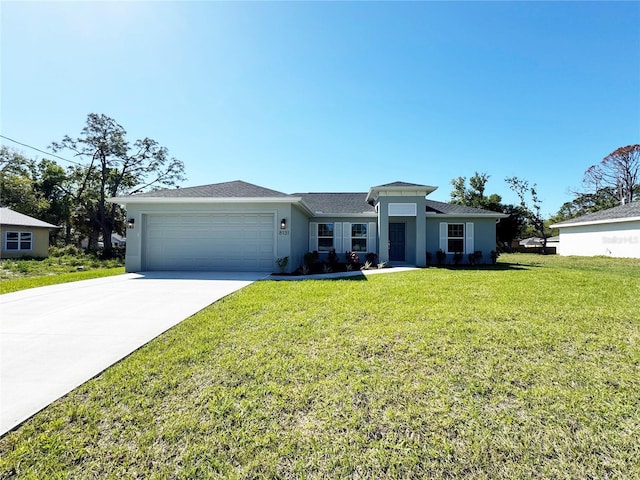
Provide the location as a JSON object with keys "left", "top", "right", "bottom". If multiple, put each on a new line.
{"left": 143, "top": 213, "right": 275, "bottom": 271}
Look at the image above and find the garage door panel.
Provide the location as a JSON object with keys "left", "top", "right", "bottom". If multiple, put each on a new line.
{"left": 144, "top": 213, "right": 275, "bottom": 271}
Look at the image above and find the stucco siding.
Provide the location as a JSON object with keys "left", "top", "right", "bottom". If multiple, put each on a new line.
{"left": 289, "top": 205, "right": 310, "bottom": 271}
{"left": 425, "top": 217, "right": 497, "bottom": 263}
{"left": 123, "top": 202, "right": 294, "bottom": 272}
{"left": 307, "top": 216, "right": 378, "bottom": 263}
{"left": 558, "top": 221, "right": 640, "bottom": 258}
{"left": 0, "top": 226, "right": 51, "bottom": 258}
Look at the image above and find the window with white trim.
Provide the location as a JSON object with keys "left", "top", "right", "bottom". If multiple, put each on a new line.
{"left": 317, "top": 223, "right": 334, "bottom": 251}
{"left": 6, "top": 231, "right": 33, "bottom": 251}
{"left": 447, "top": 224, "right": 464, "bottom": 253}
{"left": 351, "top": 223, "right": 367, "bottom": 251}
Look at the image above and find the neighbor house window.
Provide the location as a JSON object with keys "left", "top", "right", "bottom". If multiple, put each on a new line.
{"left": 6, "top": 231, "right": 33, "bottom": 251}
{"left": 351, "top": 223, "right": 367, "bottom": 251}
{"left": 317, "top": 223, "right": 334, "bottom": 251}
{"left": 447, "top": 224, "right": 464, "bottom": 253}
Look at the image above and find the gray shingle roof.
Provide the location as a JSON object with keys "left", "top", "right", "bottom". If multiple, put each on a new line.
{"left": 553, "top": 201, "right": 640, "bottom": 226}
{"left": 115, "top": 180, "right": 504, "bottom": 217}
{"left": 375, "top": 181, "right": 434, "bottom": 188}
{"left": 127, "top": 180, "right": 292, "bottom": 198}
{"left": 0, "top": 208, "right": 59, "bottom": 228}
{"left": 295, "top": 193, "right": 375, "bottom": 215}
{"left": 294, "top": 194, "right": 503, "bottom": 216}
{"left": 425, "top": 199, "right": 505, "bottom": 216}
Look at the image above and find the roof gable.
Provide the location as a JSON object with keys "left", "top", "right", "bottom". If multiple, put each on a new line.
{"left": 366, "top": 180, "right": 438, "bottom": 204}
{"left": 374, "top": 181, "right": 434, "bottom": 188}
{"left": 0, "top": 208, "right": 59, "bottom": 229}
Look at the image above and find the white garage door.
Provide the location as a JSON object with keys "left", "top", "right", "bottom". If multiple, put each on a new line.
{"left": 143, "top": 213, "right": 275, "bottom": 271}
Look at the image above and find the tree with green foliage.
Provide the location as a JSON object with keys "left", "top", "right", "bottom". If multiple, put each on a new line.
{"left": 450, "top": 172, "right": 526, "bottom": 247}
{"left": 0, "top": 146, "right": 48, "bottom": 217}
{"left": 505, "top": 176, "right": 548, "bottom": 252}
{"left": 51, "top": 114, "right": 186, "bottom": 257}
{"left": 0, "top": 147, "right": 76, "bottom": 244}
{"left": 549, "top": 187, "right": 619, "bottom": 226}
{"left": 450, "top": 172, "right": 503, "bottom": 210}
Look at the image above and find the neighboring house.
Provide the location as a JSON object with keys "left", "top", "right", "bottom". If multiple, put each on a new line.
{"left": 546, "top": 235, "right": 560, "bottom": 249}
{"left": 80, "top": 233, "right": 126, "bottom": 249}
{"left": 551, "top": 201, "right": 640, "bottom": 258}
{"left": 110, "top": 233, "right": 126, "bottom": 247}
{"left": 519, "top": 237, "right": 545, "bottom": 248}
{"left": 0, "top": 207, "right": 59, "bottom": 259}
{"left": 110, "top": 180, "right": 507, "bottom": 272}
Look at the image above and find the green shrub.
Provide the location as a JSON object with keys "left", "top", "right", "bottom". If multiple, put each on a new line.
{"left": 49, "top": 245, "right": 84, "bottom": 257}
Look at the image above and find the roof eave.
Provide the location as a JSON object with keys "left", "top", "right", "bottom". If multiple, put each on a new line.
{"left": 365, "top": 185, "right": 438, "bottom": 204}
{"left": 108, "top": 196, "right": 302, "bottom": 205}
{"left": 552, "top": 216, "right": 640, "bottom": 228}
{"left": 310, "top": 213, "right": 377, "bottom": 218}
{"left": 426, "top": 212, "right": 508, "bottom": 219}
{"left": 0, "top": 222, "right": 61, "bottom": 229}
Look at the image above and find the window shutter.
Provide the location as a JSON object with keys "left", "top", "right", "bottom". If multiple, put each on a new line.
{"left": 368, "top": 222, "right": 377, "bottom": 253}
{"left": 309, "top": 222, "right": 318, "bottom": 251}
{"left": 334, "top": 222, "right": 343, "bottom": 252}
{"left": 465, "top": 222, "right": 474, "bottom": 254}
{"left": 439, "top": 223, "right": 447, "bottom": 251}
{"left": 342, "top": 222, "right": 351, "bottom": 252}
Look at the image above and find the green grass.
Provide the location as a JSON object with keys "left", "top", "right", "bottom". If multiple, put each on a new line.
{"left": 0, "top": 267, "right": 126, "bottom": 294}
{"left": 0, "top": 255, "right": 125, "bottom": 294}
{"left": 1, "top": 254, "right": 639, "bottom": 479}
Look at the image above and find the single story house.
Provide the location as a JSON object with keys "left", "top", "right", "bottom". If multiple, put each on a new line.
{"left": 111, "top": 180, "right": 507, "bottom": 273}
{"left": 518, "top": 237, "right": 545, "bottom": 248}
{"left": 80, "top": 233, "right": 126, "bottom": 249}
{"left": 551, "top": 201, "right": 640, "bottom": 258}
{"left": 546, "top": 235, "right": 560, "bottom": 249}
{"left": 0, "top": 207, "right": 59, "bottom": 259}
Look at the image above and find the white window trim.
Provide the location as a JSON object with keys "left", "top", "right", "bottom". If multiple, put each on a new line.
{"left": 447, "top": 223, "right": 465, "bottom": 254}
{"left": 5, "top": 231, "right": 33, "bottom": 251}
{"left": 311, "top": 222, "right": 378, "bottom": 254}
{"left": 350, "top": 223, "right": 368, "bottom": 252}
{"left": 439, "top": 222, "right": 474, "bottom": 255}
{"left": 317, "top": 222, "right": 335, "bottom": 252}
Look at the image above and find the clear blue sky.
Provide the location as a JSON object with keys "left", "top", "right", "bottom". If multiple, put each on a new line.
{"left": 2, "top": 1, "right": 639, "bottom": 217}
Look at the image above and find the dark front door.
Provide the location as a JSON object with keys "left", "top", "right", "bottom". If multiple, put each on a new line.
{"left": 389, "top": 223, "right": 406, "bottom": 262}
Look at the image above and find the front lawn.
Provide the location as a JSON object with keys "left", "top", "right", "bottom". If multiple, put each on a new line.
{"left": 0, "top": 253, "right": 124, "bottom": 294}
{"left": 1, "top": 254, "right": 639, "bottom": 478}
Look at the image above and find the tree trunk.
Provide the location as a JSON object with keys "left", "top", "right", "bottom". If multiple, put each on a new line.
{"left": 102, "top": 223, "right": 113, "bottom": 258}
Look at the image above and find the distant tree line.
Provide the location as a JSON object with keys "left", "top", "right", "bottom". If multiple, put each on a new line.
{"left": 0, "top": 114, "right": 186, "bottom": 257}
{"left": 450, "top": 144, "right": 640, "bottom": 251}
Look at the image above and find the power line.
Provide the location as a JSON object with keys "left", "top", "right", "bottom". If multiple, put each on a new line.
{"left": 0, "top": 134, "right": 84, "bottom": 166}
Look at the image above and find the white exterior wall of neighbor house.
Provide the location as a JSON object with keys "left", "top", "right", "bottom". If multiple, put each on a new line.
{"left": 557, "top": 220, "right": 640, "bottom": 258}
{"left": 123, "top": 202, "right": 294, "bottom": 272}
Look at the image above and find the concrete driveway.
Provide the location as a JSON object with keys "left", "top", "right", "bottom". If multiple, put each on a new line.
{"left": 0, "top": 271, "right": 264, "bottom": 436}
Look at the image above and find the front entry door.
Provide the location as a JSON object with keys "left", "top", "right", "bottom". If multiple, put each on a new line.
{"left": 389, "top": 223, "right": 406, "bottom": 262}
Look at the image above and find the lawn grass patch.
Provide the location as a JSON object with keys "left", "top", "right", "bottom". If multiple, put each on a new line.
{"left": 1, "top": 254, "right": 639, "bottom": 478}
{"left": 0, "top": 267, "right": 125, "bottom": 294}
{"left": 0, "top": 254, "right": 125, "bottom": 293}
